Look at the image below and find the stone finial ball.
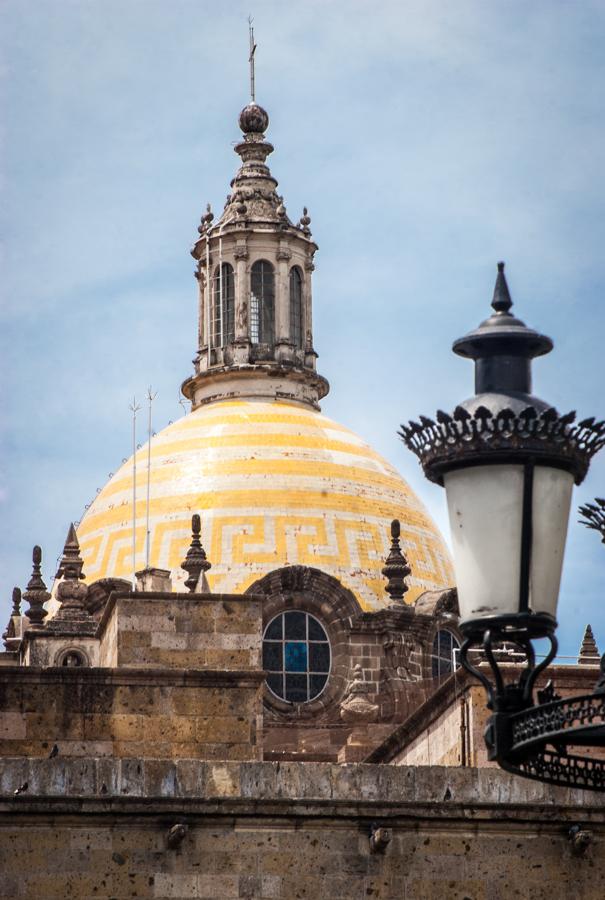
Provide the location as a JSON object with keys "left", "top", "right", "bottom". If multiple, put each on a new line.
{"left": 239, "top": 103, "right": 269, "bottom": 134}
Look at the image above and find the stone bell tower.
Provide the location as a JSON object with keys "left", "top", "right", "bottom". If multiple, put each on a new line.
{"left": 182, "top": 99, "right": 329, "bottom": 411}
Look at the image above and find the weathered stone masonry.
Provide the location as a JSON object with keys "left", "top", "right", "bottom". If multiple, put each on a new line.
{"left": 1, "top": 761, "right": 603, "bottom": 900}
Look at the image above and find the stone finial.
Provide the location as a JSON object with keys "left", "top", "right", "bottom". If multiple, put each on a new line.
{"left": 578, "top": 624, "right": 600, "bottom": 665}
{"left": 56, "top": 523, "right": 85, "bottom": 582}
{"left": 3, "top": 588, "right": 22, "bottom": 651}
{"left": 239, "top": 102, "right": 269, "bottom": 135}
{"left": 11, "top": 587, "right": 21, "bottom": 617}
{"left": 298, "top": 206, "right": 312, "bottom": 236}
{"left": 181, "top": 514, "right": 211, "bottom": 592}
{"left": 56, "top": 524, "right": 89, "bottom": 611}
{"left": 197, "top": 203, "right": 214, "bottom": 235}
{"left": 382, "top": 520, "right": 411, "bottom": 602}
{"left": 22, "top": 546, "right": 50, "bottom": 626}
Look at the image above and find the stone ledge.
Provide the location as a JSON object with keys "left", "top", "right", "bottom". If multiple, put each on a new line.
{"left": 0, "top": 667, "right": 265, "bottom": 687}
{"left": 0, "top": 759, "right": 603, "bottom": 813}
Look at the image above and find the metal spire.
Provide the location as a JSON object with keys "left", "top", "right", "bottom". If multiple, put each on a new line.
{"left": 248, "top": 16, "right": 257, "bottom": 103}
{"left": 491, "top": 261, "right": 513, "bottom": 314}
{"left": 145, "top": 386, "right": 158, "bottom": 569}
{"left": 129, "top": 396, "right": 141, "bottom": 588}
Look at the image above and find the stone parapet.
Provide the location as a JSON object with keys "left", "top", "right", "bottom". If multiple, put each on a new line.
{"left": 0, "top": 761, "right": 603, "bottom": 899}
{"left": 1, "top": 757, "right": 604, "bottom": 812}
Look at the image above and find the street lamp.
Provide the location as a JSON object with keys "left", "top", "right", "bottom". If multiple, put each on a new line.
{"left": 401, "top": 263, "right": 605, "bottom": 790}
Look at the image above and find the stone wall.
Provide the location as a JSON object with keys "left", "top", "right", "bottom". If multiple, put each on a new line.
{"left": 368, "top": 665, "right": 604, "bottom": 767}
{"left": 0, "top": 759, "right": 603, "bottom": 899}
{"left": 0, "top": 668, "right": 263, "bottom": 761}
{"left": 98, "top": 593, "right": 262, "bottom": 670}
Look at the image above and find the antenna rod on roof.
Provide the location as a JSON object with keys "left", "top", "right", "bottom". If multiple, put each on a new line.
{"left": 144, "top": 386, "right": 158, "bottom": 570}
{"left": 248, "top": 16, "right": 256, "bottom": 103}
{"left": 129, "top": 397, "right": 141, "bottom": 588}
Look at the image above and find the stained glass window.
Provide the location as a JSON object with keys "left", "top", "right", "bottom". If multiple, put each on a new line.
{"left": 263, "top": 611, "right": 331, "bottom": 703}
{"left": 431, "top": 630, "right": 460, "bottom": 680}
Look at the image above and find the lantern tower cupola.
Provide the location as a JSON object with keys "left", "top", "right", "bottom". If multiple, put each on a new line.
{"left": 182, "top": 100, "right": 329, "bottom": 410}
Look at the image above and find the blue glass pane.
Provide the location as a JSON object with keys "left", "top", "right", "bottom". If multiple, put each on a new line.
{"left": 266, "top": 672, "right": 283, "bottom": 699}
{"left": 263, "top": 642, "right": 282, "bottom": 671}
{"left": 284, "top": 611, "right": 306, "bottom": 639}
{"left": 285, "top": 641, "right": 307, "bottom": 672}
{"left": 439, "top": 630, "right": 452, "bottom": 656}
{"left": 309, "top": 643, "right": 330, "bottom": 672}
{"left": 308, "top": 617, "right": 327, "bottom": 641}
{"left": 265, "top": 616, "right": 283, "bottom": 640}
{"left": 285, "top": 674, "right": 308, "bottom": 702}
{"left": 310, "top": 673, "right": 328, "bottom": 697}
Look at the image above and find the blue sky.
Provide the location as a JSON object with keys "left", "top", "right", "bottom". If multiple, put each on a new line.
{"left": 2, "top": 0, "right": 605, "bottom": 661}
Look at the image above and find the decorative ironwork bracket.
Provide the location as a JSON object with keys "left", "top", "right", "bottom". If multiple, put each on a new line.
{"left": 461, "top": 632, "right": 605, "bottom": 791}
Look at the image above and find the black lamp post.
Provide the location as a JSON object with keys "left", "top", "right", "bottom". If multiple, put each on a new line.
{"left": 401, "top": 263, "right": 605, "bottom": 790}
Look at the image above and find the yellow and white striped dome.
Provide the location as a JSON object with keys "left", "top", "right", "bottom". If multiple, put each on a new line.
{"left": 76, "top": 399, "right": 453, "bottom": 611}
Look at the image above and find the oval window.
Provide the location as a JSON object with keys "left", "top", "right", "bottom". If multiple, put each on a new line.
{"left": 263, "top": 611, "right": 331, "bottom": 703}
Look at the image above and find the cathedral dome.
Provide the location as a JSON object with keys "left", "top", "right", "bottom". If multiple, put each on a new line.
{"left": 76, "top": 399, "right": 453, "bottom": 610}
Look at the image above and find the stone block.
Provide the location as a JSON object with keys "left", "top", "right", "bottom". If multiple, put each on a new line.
{"left": 153, "top": 873, "right": 201, "bottom": 898}
{"left": 108, "top": 713, "right": 146, "bottom": 742}
{"left": 150, "top": 633, "right": 189, "bottom": 650}
{"left": 330, "top": 762, "right": 362, "bottom": 800}
{"left": 176, "top": 759, "right": 206, "bottom": 796}
{"left": 144, "top": 760, "right": 177, "bottom": 797}
{"left": 96, "top": 757, "right": 120, "bottom": 795}
{"left": 195, "top": 716, "right": 251, "bottom": 744}
{"left": 204, "top": 762, "right": 241, "bottom": 797}
{"left": 196, "top": 874, "right": 239, "bottom": 898}
{"left": 118, "top": 758, "right": 144, "bottom": 796}
{"left": 118, "top": 630, "right": 153, "bottom": 649}
{"left": 240, "top": 761, "right": 278, "bottom": 799}
{"left": 261, "top": 875, "right": 281, "bottom": 898}
{"left": 0, "top": 712, "right": 26, "bottom": 740}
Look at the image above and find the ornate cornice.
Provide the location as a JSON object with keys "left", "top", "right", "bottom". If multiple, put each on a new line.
{"left": 400, "top": 405, "right": 605, "bottom": 486}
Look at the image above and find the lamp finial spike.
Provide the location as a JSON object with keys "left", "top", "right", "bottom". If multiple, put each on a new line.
{"left": 491, "top": 260, "right": 513, "bottom": 314}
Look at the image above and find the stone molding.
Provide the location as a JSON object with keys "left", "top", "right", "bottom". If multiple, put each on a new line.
{"left": 0, "top": 666, "right": 265, "bottom": 689}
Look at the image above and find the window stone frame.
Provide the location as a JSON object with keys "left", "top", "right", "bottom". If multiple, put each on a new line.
{"left": 247, "top": 566, "right": 362, "bottom": 717}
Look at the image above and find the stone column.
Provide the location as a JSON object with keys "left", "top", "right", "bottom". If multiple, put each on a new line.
{"left": 194, "top": 264, "right": 205, "bottom": 372}
{"left": 232, "top": 242, "right": 250, "bottom": 364}
{"left": 275, "top": 244, "right": 293, "bottom": 364}
{"left": 304, "top": 254, "right": 317, "bottom": 370}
